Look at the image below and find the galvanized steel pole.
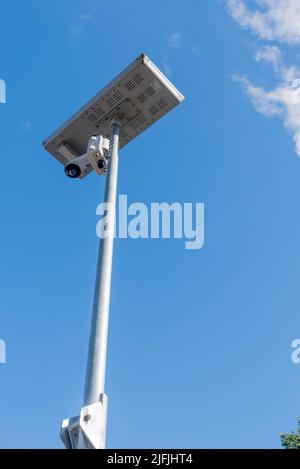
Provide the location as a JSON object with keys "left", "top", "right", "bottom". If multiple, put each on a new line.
{"left": 83, "top": 119, "right": 120, "bottom": 407}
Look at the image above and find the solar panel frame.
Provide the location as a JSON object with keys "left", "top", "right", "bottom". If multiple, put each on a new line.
{"left": 43, "top": 53, "right": 185, "bottom": 175}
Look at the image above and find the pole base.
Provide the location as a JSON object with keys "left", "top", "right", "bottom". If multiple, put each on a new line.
{"left": 60, "top": 394, "right": 108, "bottom": 449}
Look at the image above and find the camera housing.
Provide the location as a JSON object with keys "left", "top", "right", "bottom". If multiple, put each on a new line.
{"left": 87, "top": 135, "right": 110, "bottom": 176}
{"left": 60, "top": 135, "right": 110, "bottom": 179}
{"left": 64, "top": 154, "right": 91, "bottom": 179}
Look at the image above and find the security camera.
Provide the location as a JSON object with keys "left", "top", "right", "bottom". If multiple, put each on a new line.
{"left": 87, "top": 135, "right": 110, "bottom": 176}
{"left": 64, "top": 154, "right": 90, "bottom": 179}
{"left": 59, "top": 135, "right": 110, "bottom": 179}
{"left": 57, "top": 142, "right": 91, "bottom": 179}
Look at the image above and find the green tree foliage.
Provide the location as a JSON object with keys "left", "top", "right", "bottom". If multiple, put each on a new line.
{"left": 280, "top": 419, "right": 300, "bottom": 449}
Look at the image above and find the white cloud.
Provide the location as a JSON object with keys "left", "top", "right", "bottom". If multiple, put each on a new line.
{"left": 67, "top": 14, "right": 97, "bottom": 46}
{"left": 235, "top": 66, "right": 300, "bottom": 155}
{"left": 167, "top": 32, "right": 182, "bottom": 48}
{"left": 234, "top": 75, "right": 281, "bottom": 116}
{"left": 159, "top": 32, "right": 182, "bottom": 77}
{"left": 227, "top": 0, "right": 300, "bottom": 44}
{"left": 21, "top": 120, "right": 32, "bottom": 131}
{"left": 227, "top": 0, "right": 300, "bottom": 156}
{"left": 160, "top": 53, "right": 172, "bottom": 77}
{"left": 191, "top": 44, "right": 201, "bottom": 57}
{"left": 254, "top": 45, "right": 282, "bottom": 71}
{"left": 78, "top": 14, "right": 93, "bottom": 21}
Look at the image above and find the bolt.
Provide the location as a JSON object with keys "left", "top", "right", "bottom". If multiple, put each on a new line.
{"left": 83, "top": 414, "right": 91, "bottom": 423}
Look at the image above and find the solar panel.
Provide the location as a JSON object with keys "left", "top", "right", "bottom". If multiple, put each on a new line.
{"left": 43, "top": 53, "right": 184, "bottom": 177}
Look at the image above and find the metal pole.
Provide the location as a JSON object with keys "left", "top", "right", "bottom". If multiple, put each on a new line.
{"left": 83, "top": 119, "right": 120, "bottom": 407}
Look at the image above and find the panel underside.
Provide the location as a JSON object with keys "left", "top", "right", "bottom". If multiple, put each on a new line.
{"left": 43, "top": 55, "right": 184, "bottom": 168}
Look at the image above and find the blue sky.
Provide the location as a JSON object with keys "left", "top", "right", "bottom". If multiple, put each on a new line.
{"left": 0, "top": 0, "right": 300, "bottom": 449}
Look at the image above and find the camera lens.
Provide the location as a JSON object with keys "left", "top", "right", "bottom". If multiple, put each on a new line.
{"left": 65, "top": 163, "right": 81, "bottom": 178}
{"left": 97, "top": 159, "right": 105, "bottom": 170}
